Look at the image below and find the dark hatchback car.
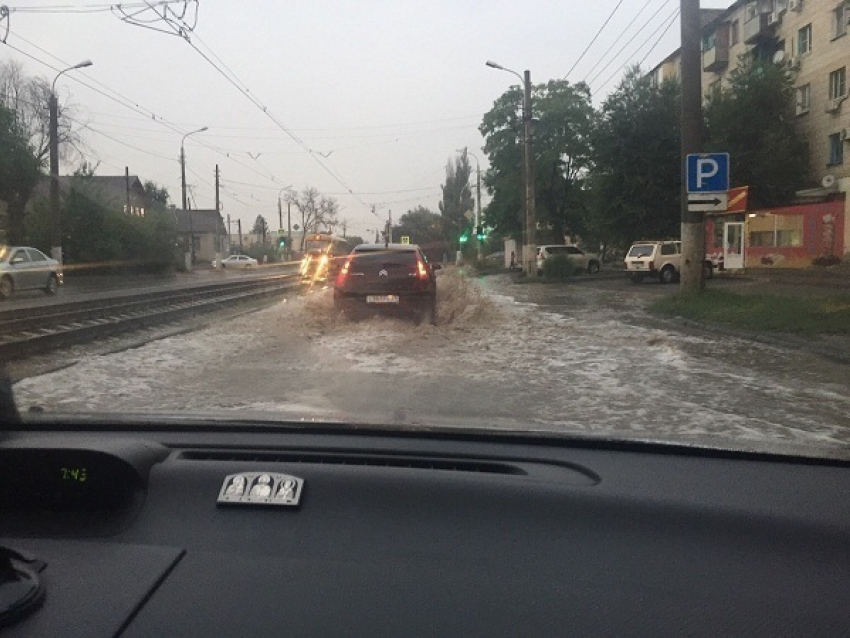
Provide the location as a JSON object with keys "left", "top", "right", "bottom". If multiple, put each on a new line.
{"left": 334, "top": 243, "right": 439, "bottom": 324}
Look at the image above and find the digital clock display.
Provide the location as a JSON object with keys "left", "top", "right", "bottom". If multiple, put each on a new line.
{"left": 60, "top": 467, "right": 88, "bottom": 482}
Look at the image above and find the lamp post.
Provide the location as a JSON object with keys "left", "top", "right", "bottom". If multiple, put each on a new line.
{"left": 278, "top": 185, "right": 293, "bottom": 261}
{"left": 180, "top": 126, "right": 208, "bottom": 267}
{"left": 49, "top": 59, "right": 93, "bottom": 264}
{"left": 486, "top": 60, "right": 536, "bottom": 277}
{"left": 457, "top": 147, "right": 483, "bottom": 263}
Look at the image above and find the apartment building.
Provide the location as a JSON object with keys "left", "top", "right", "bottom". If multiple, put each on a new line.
{"left": 650, "top": 0, "right": 850, "bottom": 260}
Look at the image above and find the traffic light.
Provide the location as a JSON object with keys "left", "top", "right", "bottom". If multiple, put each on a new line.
{"left": 278, "top": 237, "right": 287, "bottom": 250}
{"left": 459, "top": 231, "right": 469, "bottom": 244}
{"left": 476, "top": 226, "right": 484, "bottom": 240}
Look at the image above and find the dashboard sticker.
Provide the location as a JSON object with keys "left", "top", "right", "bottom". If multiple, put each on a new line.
{"left": 217, "top": 472, "right": 304, "bottom": 507}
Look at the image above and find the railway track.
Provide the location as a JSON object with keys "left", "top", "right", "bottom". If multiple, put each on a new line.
{"left": 0, "top": 274, "right": 301, "bottom": 360}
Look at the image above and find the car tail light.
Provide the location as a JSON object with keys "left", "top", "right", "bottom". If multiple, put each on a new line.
{"left": 649, "top": 260, "right": 654, "bottom": 270}
{"left": 336, "top": 259, "right": 351, "bottom": 286}
{"left": 416, "top": 259, "right": 429, "bottom": 280}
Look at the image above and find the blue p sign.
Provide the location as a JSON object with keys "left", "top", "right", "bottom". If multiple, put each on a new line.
{"left": 687, "top": 153, "right": 730, "bottom": 193}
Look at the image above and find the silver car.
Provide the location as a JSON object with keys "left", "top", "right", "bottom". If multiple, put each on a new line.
{"left": 0, "top": 245, "right": 64, "bottom": 300}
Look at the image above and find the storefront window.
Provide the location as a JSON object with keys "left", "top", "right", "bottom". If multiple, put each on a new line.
{"left": 748, "top": 213, "right": 803, "bottom": 248}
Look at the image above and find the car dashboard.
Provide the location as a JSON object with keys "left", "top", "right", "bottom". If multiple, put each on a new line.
{"left": 1, "top": 418, "right": 849, "bottom": 636}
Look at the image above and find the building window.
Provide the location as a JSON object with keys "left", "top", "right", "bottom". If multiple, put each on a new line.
{"left": 702, "top": 32, "right": 716, "bottom": 51}
{"left": 798, "top": 24, "right": 812, "bottom": 54}
{"left": 749, "top": 214, "right": 804, "bottom": 248}
{"left": 829, "top": 133, "right": 845, "bottom": 165}
{"left": 834, "top": 3, "right": 848, "bottom": 39}
{"left": 796, "top": 84, "right": 811, "bottom": 114}
{"left": 730, "top": 19, "right": 740, "bottom": 45}
{"left": 829, "top": 67, "right": 846, "bottom": 99}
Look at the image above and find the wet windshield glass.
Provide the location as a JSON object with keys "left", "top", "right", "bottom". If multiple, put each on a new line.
{"left": 1, "top": 2, "right": 848, "bottom": 460}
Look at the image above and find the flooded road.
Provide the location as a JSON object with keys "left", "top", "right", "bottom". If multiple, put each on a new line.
{"left": 12, "top": 269, "right": 850, "bottom": 458}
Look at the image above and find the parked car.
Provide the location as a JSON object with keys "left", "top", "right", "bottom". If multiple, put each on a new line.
{"left": 334, "top": 243, "right": 439, "bottom": 325}
{"left": 624, "top": 240, "right": 714, "bottom": 284}
{"left": 215, "top": 255, "right": 258, "bottom": 269}
{"left": 536, "top": 245, "right": 601, "bottom": 275}
{"left": 0, "top": 245, "right": 63, "bottom": 300}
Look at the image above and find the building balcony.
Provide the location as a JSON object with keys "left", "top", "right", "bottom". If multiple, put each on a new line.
{"left": 743, "top": 13, "right": 776, "bottom": 43}
{"left": 703, "top": 44, "right": 729, "bottom": 72}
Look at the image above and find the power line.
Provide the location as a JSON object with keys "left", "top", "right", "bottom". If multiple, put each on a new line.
{"left": 580, "top": 0, "right": 658, "bottom": 81}
{"left": 564, "top": 0, "right": 625, "bottom": 80}
{"left": 585, "top": 0, "right": 672, "bottom": 88}
{"left": 594, "top": 7, "right": 681, "bottom": 94}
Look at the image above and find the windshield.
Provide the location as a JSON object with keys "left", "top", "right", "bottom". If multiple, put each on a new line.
{"left": 1, "top": 2, "right": 849, "bottom": 461}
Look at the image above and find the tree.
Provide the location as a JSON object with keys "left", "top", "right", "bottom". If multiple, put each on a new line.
{"left": 438, "top": 150, "right": 474, "bottom": 248}
{"left": 479, "top": 79, "right": 596, "bottom": 242}
{"left": 344, "top": 236, "right": 365, "bottom": 248}
{"left": 704, "top": 57, "right": 810, "bottom": 208}
{"left": 0, "top": 61, "right": 80, "bottom": 244}
{"left": 0, "top": 104, "right": 42, "bottom": 244}
{"left": 391, "top": 206, "right": 446, "bottom": 259}
{"left": 144, "top": 181, "right": 171, "bottom": 208}
{"left": 251, "top": 214, "right": 269, "bottom": 241}
{"left": 285, "top": 187, "right": 339, "bottom": 249}
{"left": 588, "top": 67, "right": 681, "bottom": 248}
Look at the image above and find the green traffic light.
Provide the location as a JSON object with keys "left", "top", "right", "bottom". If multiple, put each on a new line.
{"left": 459, "top": 233, "right": 469, "bottom": 244}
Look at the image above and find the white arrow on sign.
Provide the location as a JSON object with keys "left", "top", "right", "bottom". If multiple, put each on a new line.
{"left": 687, "top": 193, "right": 728, "bottom": 212}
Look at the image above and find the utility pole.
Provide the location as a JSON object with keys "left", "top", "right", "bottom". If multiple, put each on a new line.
{"left": 180, "top": 145, "right": 187, "bottom": 211}
{"left": 227, "top": 214, "right": 231, "bottom": 253}
{"left": 523, "top": 69, "right": 537, "bottom": 278}
{"left": 680, "top": 0, "right": 705, "bottom": 291}
{"left": 125, "top": 166, "right": 131, "bottom": 215}
{"left": 237, "top": 218, "right": 243, "bottom": 254}
{"left": 388, "top": 211, "right": 392, "bottom": 244}
{"left": 287, "top": 201, "right": 292, "bottom": 261}
{"left": 48, "top": 93, "right": 61, "bottom": 263}
{"left": 214, "top": 165, "right": 222, "bottom": 264}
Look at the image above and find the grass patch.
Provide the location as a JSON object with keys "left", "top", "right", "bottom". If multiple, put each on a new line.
{"left": 649, "top": 289, "right": 850, "bottom": 336}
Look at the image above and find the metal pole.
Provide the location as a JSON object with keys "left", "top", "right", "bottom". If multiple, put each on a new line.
{"left": 214, "top": 164, "right": 221, "bottom": 265}
{"left": 49, "top": 93, "right": 61, "bottom": 263}
{"left": 680, "top": 0, "right": 705, "bottom": 291}
{"left": 125, "top": 166, "right": 130, "bottom": 215}
{"left": 238, "top": 218, "right": 243, "bottom": 254}
{"left": 180, "top": 144, "right": 187, "bottom": 211}
{"left": 287, "top": 201, "right": 291, "bottom": 260}
{"left": 476, "top": 159, "right": 482, "bottom": 262}
{"left": 523, "top": 69, "right": 537, "bottom": 278}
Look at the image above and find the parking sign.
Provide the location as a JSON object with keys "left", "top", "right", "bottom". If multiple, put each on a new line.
{"left": 686, "top": 153, "right": 729, "bottom": 193}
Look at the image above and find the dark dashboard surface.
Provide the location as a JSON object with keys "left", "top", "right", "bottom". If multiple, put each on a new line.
{"left": 2, "top": 422, "right": 849, "bottom": 636}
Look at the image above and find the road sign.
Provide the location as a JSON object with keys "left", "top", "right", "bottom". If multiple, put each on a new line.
{"left": 400, "top": 235, "right": 410, "bottom": 245}
{"left": 727, "top": 186, "right": 749, "bottom": 213}
{"left": 278, "top": 229, "right": 287, "bottom": 235}
{"left": 687, "top": 153, "right": 729, "bottom": 193}
{"left": 464, "top": 210, "right": 474, "bottom": 221}
{"left": 687, "top": 193, "right": 728, "bottom": 212}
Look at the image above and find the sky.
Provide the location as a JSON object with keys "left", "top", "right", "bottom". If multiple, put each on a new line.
{"left": 1, "top": 0, "right": 729, "bottom": 239}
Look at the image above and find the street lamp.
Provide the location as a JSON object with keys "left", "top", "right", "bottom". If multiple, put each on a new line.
{"left": 49, "top": 59, "right": 93, "bottom": 263}
{"left": 277, "top": 185, "right": 294, "bottom": 260}
{"left": 457, "top": 147, "right": 483, "bottom": 262}
{"left": 180, "top": 126, "right": 208, "bottom": 268}
{"left": 486, "top": 59, "right": 536, "bottom": 277}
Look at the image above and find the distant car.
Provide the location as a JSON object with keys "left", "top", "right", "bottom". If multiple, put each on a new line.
{"left": 624, "top": 240, "right": 714, "bottom": 284}
{"left": 334, "top": 243, "right": 440, "bottom": 325}
{"left": 216, "top": 255, "right": 258, "bottom": 269}
{"left": 0, "top": 245, "right": 63, "bottom": 300}
{"left": 536, "top": 245, "right": 601, "bottom": 275}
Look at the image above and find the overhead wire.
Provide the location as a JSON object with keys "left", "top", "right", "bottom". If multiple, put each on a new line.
{"left": 585, "top": 0, "right": 673, "bottom": 89}
{"left": 594, "top": 7, "right": 681, "bottom": 93}
{"left": 580, "top": 0, "right": 659, "bottom": 82}
{"left": 564, "top": 0, "right": 625, "bottom": 80}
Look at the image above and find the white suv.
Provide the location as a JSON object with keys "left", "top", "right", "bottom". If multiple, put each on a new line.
{"left": 624, "top": 240, "right": 713, "bottom": 284}
{"left": 537, "top": 245, "right": 601, "bottom": 275}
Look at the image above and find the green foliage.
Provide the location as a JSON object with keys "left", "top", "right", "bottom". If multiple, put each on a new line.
{"left": 480, "top": 79, "right": 596, "bottom": 241}
{"left": 345, "top": 235, "right": 365, "bottom": 247}
{"left": 246, "top": 243, "right": 277, "bottom": 263}
{"left": 704, "top": 58, "right": 810, "bottom": 208}
{"left": 541, "top": 253, "right": 575, "bottom": 281}
{"left": 58, "top": 173, "right": 176, "bottom": 273}
{"left": 144, "top": 181, "right": 170, "bottom": 207}
{"left": 588, "top": 67, "right": 681, "bottom": 247}
{"left": 251, "top": 214, "right": 270, "bottom": 238}
{"left": 0, "top": 104, "right": 43, "bottom": 244}
{"left": 439, "top": 151, "right": 474, "bottom": 246}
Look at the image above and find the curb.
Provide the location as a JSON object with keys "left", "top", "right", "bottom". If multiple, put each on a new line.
{"left": 651, "top": 315, "right": 850, "bottom": 366}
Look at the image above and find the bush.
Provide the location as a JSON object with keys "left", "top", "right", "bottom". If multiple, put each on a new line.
{"left": 542, "top": 254, "right": 575, "bottom": 281}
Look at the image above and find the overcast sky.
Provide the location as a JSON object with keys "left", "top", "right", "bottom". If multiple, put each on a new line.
{"left": 2, "top": 0, "right": 728, "bottom": 238}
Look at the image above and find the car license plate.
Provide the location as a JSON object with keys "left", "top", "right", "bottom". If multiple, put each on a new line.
{"left": 366, "top": 295, "right": 399, "bottom": 304}
{"left": 632, "top": 262, "right": 644, "bottom": 268}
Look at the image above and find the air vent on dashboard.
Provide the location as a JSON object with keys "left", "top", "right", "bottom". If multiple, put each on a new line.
{"left": 178, "top": 450, "right": 528, "bottom": 475}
